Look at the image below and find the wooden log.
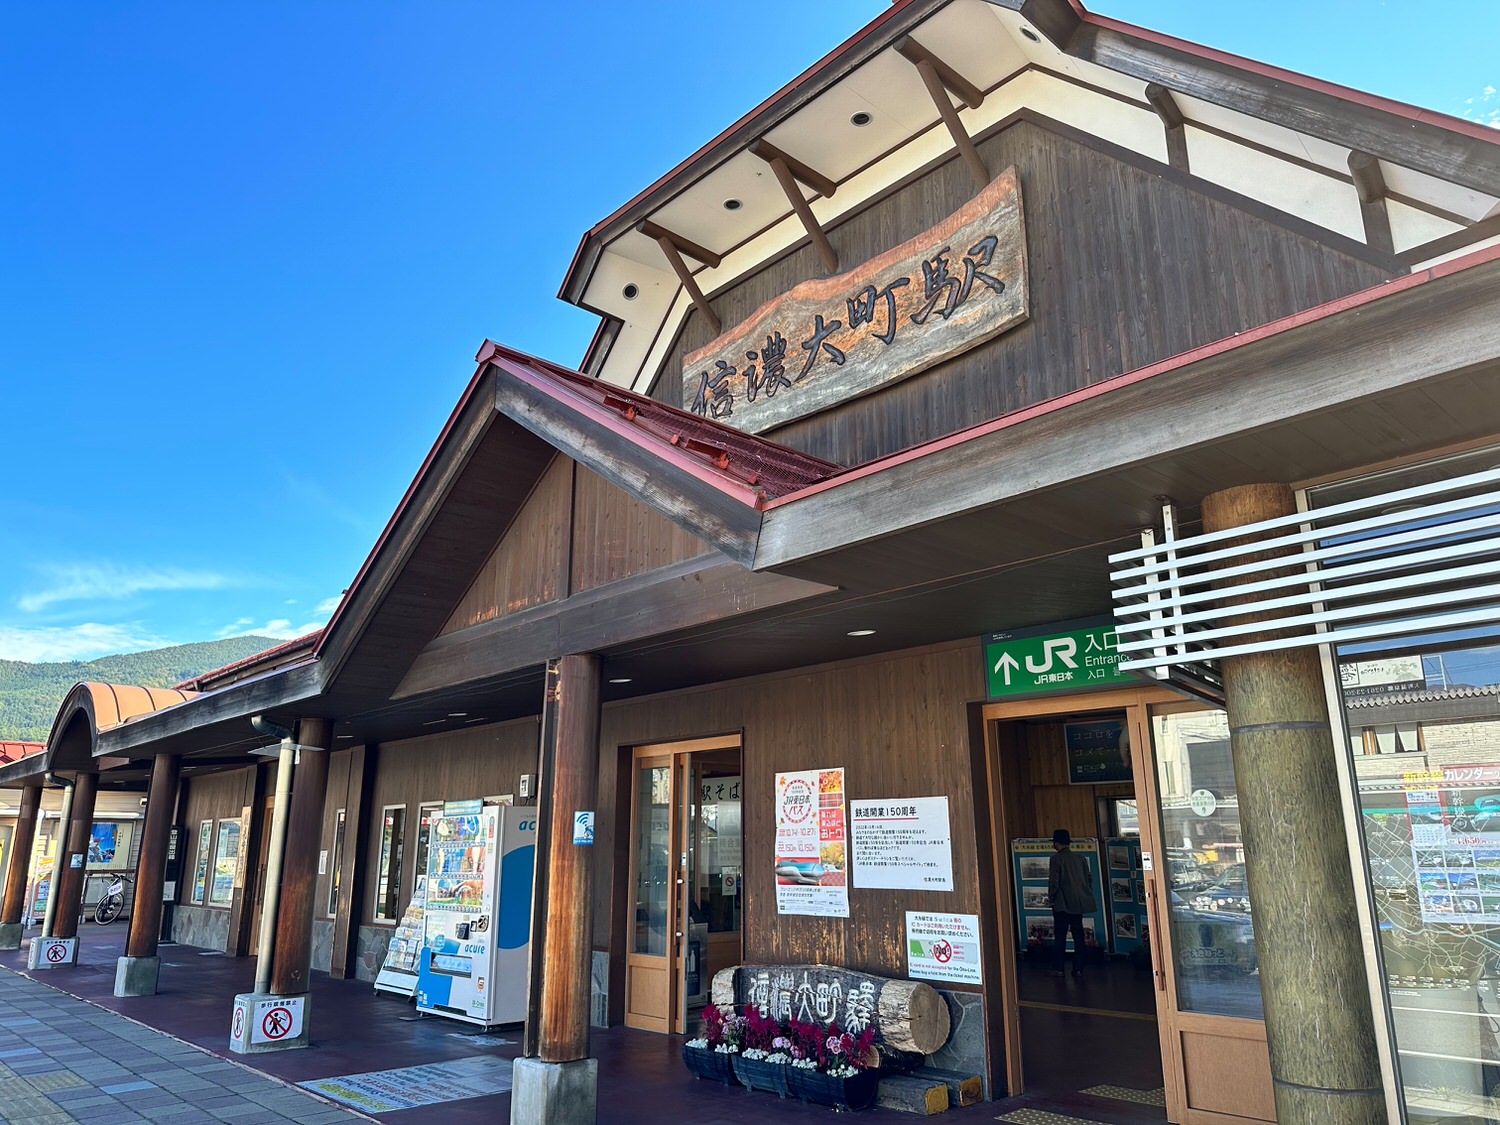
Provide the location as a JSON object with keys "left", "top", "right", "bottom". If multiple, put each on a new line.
{"left": 878, "top": 978, "right": 950, "bottom": 1055}
{"left": 918, "top": 1068, "right": 982, "bottom": 1107}
{"left": 710, "top": 967, "right": 737, "bottom": 1012}
{"left": 876, "top": 1074, "right": 950, "bottom": 1115}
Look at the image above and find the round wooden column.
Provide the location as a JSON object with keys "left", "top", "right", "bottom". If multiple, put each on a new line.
{"left": 0, "top": 784, "right": 43, "bottom": 944}
{"left": 126, "top": 753, "right": 182, "bottom": 959}
{"left": 538, "top": 653, "right": 601, "bottom": 1063}
{"left": 1202, "top": 483, "right": 1383, "bottom": 1124}
{"left": 50, "top": 772, "right": 98, "bottom": 940}
{"left": 270, "top": 717, "right": 331, "bottom": 996}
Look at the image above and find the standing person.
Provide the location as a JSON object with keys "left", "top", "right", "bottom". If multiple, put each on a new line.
{"left": 1048, "top": 828, "right": 1095, "bottom": 977}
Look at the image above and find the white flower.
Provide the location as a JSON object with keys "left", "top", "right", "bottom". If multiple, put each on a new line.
{"left": 686, "top": 1037, "right": 709, "bottom": 1050}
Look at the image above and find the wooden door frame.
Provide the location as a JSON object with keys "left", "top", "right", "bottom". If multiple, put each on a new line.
{"left": 624, "top": 735, "right": 740, "bottom": 1034}
{"left": 982, "top": 686, "right": 1191, "bottom": 1103}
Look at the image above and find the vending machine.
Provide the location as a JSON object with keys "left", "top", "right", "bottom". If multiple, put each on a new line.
{"left": 416, "top": 805, "right": 536, "bottom": 1027}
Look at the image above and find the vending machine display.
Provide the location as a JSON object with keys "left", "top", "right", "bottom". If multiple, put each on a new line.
{"left": 415, "top": 805, "right": 536, "bottom": 1027}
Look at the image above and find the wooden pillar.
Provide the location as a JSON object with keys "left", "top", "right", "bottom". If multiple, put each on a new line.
{"left": 125, "top": 753, "right": 182, "bottom": 959}
{"left": 1202, "top": 483, "right": 1384, "bottom": 1124}
{"left": 270, "top": 718, "right": 331, "bottom": 996}
{"left": 534, "top": 654, "right": 601, "bottom": 1063}
{"left": 1, "top": 785, "right": 43, "bottom": 926}
{"left": 51, "top": 772, "right": 98, "bottom": 940}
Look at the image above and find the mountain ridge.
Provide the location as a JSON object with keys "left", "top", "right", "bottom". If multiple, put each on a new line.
{"left": 0, "top": 636, "right": 281, "bottom": 742}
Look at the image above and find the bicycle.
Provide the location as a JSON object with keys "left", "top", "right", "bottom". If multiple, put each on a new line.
{"left": 93, "top": 873, "right": 130, "bottom": 925}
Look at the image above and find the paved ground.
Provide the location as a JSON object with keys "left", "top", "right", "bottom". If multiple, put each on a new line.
{"left": 0, "top": 929, "right": 1166, "bottom": 1123}
{"left": 0, "top": 965, "right": 368, "bottom": 1124}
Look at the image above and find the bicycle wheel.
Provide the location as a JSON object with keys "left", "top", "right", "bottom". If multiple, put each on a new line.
{"left": 94, "top": 894, "right": 123, "bottom": 925}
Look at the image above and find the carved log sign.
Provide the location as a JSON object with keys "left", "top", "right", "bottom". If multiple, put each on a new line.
{"left": 711, "top": 963, "right": 950, "bottom": 1056}
{"left": 683, "top": 167, "right": 1027, "bottom": 434}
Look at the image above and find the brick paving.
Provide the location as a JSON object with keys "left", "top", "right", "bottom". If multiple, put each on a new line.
{"left": 0, "top": 967, "right": 369, "bottom": 1124}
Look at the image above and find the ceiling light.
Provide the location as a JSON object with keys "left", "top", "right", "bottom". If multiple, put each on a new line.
{"left": 336, "top": 734, "right": 353, "bottom": 740}
{"left": 1019, "top": 27, "right": 1040, "bottom": 42}
{"left": 847, "top": 629, "right": 876, "bottom": 637}
{"left": 448, "top": 712, "right": 467, "bottom": 718}
{"left": 609, "top": 677, "right": 633, "bottom": 684}
{"left": 622, "top": 283, "right": 639, "bottom": 300}
{"left": 722, "top": 198, "right": 743, "bottom": 211}
{"left": 423, "top": 718, "right": 446, "bottom": 726}
{"left": 849, "top": 111, "right": 873, "bottom": 127}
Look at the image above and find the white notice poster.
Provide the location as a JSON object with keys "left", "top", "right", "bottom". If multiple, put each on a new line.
{"left": 907, "top": 912, "right": 983, "bottom": 984}
{"left": 849, "top": 797, "right": 954, "bottom": 891}
{"left": 774, "top": 769, "right": 849, "bottom": 918}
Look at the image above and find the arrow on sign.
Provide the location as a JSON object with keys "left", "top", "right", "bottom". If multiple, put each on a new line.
{"left": 993, "top": 652, "right": 1020, "bottom": 684}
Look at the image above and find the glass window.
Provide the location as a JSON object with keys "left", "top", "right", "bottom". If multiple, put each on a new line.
{"left": 1342, "top": 639, "right": 1500, "bottom": 1122}
{"left": 191, "top": 820, "right": 211, "bottom": 904}
{"left": 374, "top": 806, "right": 406, "bottom": 923}
{"left": 633, "top": 764, "right": 672, "bottom": 956}
{"left": 209, "top": 818, "right": 241, "bottom": 907}
{"left": 1150, "top": 707, "right": 1263, "bottom": 1020}
{"left": 326, "top": 809, "right": 346, "bottom": 917}
{"left": 693, "top": 771, "right": 742, "bottom": 936}
{"left": 413, "top": 803, "right": 442, "bottom": 886}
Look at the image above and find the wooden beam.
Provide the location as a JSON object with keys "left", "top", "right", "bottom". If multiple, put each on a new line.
{"left": 1396, "top": 212, "right": 1500, "bottom": 267}
{"left": 1145, "top": 83, "right": 1189, "bottom": 173}
{"left": 893, "top": 36, "right": 984, "bottom": 110}
{"left": 1074, "top": 22, "right": 1500, "bottom": 198}
{"left": 642, "top": 226, "right": 721, "bottom": 337}
{"left": 749, "top": 139, "right": 837, "bottom": 199}
{"left": 125, "top": 752, "right": 181, "bottom": 960}
{"left": 913, "top": 57, "right": 990, "bottom": 191}
{"left": 636, "top": 219, "right": 722, "bottom": 269}
{"left": 1348, "top": 151, "right": 1394, "bottom": 256}
{"left": 752, "top": 143, "right": 839, "bottom": 274}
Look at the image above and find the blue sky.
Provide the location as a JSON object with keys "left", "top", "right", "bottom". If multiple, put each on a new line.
{"left": 2, "top": 2, "right": 1496, "bottom": 664}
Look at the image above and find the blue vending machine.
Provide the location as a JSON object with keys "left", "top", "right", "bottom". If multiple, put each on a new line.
{"left": 416, "top": 805, "right": 536, "bottom": 1027}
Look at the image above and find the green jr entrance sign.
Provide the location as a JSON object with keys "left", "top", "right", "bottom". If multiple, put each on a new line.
{"left": 983, "top": 617, "right": 1135, "bottom": 700}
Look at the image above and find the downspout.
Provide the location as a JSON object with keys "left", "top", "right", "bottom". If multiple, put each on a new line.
{"left": 250, "top": 716, "right": 296, "bottom": 995}
{"left": 40, "top": 772, "right": 73, "bottom": 938}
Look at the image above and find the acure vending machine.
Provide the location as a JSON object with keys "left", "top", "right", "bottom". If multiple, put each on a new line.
{"left": 415, "top": 805, "right": 536, "bottom": 1027}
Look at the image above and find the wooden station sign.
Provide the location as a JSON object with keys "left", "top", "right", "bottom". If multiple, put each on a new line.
{"left": 684, "top": 166, "right": 1028, "bottom": 434}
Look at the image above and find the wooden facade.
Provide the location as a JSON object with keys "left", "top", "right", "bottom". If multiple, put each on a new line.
{"left": 660, "top": 116, "right": 1396, "bottom": 467}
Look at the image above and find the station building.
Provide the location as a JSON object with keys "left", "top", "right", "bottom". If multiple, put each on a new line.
{"left": 3, "top": 2, "right": 1500, "bottom": 1121}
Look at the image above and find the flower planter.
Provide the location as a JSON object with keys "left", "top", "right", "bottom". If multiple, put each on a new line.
{"left": 732, "top": 1055, "right": 791, "bottom": 1098}
{"left": 681, "top": 1044, "right": 736, "bottom": 1086}
{"left": 788, "top": 1067, "right": 880, "bottom": 1111}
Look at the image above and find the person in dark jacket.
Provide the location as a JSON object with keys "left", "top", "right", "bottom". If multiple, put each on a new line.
{"left": 1048, "top": 828, "right": 1094, "bottom": 977}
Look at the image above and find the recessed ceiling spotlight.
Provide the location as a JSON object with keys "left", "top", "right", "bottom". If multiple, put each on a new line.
{"left": 448, "top": 712, "right": 467, "bottom": 718}
{"left": 1019, "top": 26, "right": 1040, "bottom": 43}
{"left": 849, "top": 111, "right": 873, "bottom": 127}
{"left": 722, "top": 198, "right": 743, "bottom": 211}
{"left": 422, "top": 718, "right": 446, "bottom": 726}
{"left": 622, "top": 283, "right": 639, "bottom": 300}
{"left": 336, "top": 734, "right": 354, "bottom": 740}
{"left": 847, "top": 629, "right": 876, "bottom": 637}
{"left": 609, "top": 677, "right": 633, "bottom": 684}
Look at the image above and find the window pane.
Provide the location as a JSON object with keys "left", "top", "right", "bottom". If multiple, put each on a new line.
{"left": 191, "top": 820, "right": 211, "bottom": 904}
{"left": 374, "top": 807, "right": 406, "bottom": 922}
{"left": 326, "top": 810, "right": 346, "bottom": 917}
{"left": 1151, "top": 708, "right": 1263, "bottom": 1019}
{"left": 634, "top": 765, "right": 671, "bottom": 956}
{"left": 209, "top": 819, "right": 241, "bottom": 907}
{"left": 1344, "top": 640, "right": 1500, "bottom": 1121}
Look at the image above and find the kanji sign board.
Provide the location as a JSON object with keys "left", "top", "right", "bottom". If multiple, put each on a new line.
{"left": 984, "top": 618, "right": 1134, "bottom": 700}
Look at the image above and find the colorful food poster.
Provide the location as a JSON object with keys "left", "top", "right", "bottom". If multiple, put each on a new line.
{"left": 850, "top": 796, "right": 954, "bottom": 891}
{"left": 774, "top": 768, "right": 849, "bottom": 917}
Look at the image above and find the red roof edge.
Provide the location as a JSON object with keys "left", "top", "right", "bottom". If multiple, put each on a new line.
{"left": 0, "top": 742, "right": 45, "bottom": 766}
{"left": 175, "top": 631, "right": 322, "bottom": 691}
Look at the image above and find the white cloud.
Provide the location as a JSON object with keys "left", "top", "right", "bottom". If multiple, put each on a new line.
{"left": 215, "top": 618, "right": 256, "bottom": 638}
{"left": 0, "top": 623, "right": 166, "bottom": 663}
{"left": 18, "top": 563, "right": 234, "bottom": 613}
{"left": 1462, "top": 85, "right": 1500, "bottom": 129}
{"left": 315, "top": 595, "right": 343, "bottom": 616}
{"left": 216, "top": 595, "right": 342, "bottom": 642}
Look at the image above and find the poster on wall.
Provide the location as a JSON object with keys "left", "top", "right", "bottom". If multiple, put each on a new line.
{"left": 1010, "top": 838, "right": 1107, "bottom": 956}
{"left": 849, "top": 797, "right": 953, "bottom": 891}
{"left": 1404, "top": 764, "right": 1500, "bottom": 924}
{"left": 1104, "top": 837, "right": 1147, "bottom": 954}
{"left": 774, "top": 769, "right": 849, "bottom": 918}
{"left": 907, "top": 912, "right": 983, "bottom": 984}
{"left": 87, "top": 823, "right": 118, "bottom": 866}
{"left": 1064, "top": 719, "right": 1132, "bottom": 785}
